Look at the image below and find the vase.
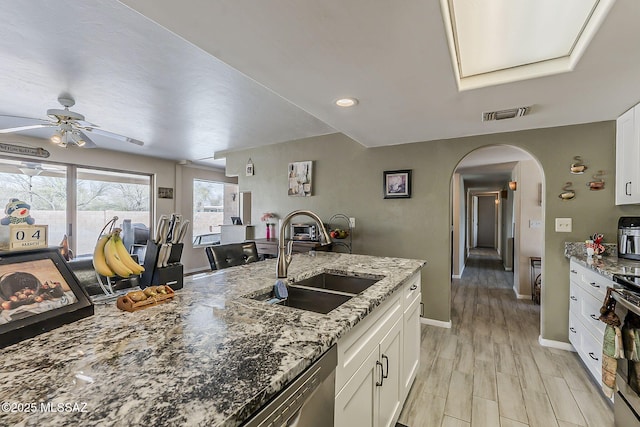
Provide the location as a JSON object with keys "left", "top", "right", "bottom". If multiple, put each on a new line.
{"left": 266, "top": 223, "right": 271, "bottom": 239}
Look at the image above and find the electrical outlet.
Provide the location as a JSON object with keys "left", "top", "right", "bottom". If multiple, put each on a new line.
{"left": 349, "top": 217, "right": 356, "bottom": 228}
{"left": 555, "top": 218, "right": 572, "bottom": 232}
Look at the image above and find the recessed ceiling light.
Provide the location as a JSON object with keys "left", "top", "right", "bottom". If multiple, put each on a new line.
{"left": 335, "top": 98, "right": 358, "bottom": 107}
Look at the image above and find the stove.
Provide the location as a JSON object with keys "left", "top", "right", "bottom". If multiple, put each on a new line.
{"left": 611, "top": 274, "right": 640, "bottom": 426}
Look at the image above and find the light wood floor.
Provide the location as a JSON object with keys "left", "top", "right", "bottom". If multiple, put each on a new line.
{"left": 398, "top": 248, "right": 614, "bottom": 427}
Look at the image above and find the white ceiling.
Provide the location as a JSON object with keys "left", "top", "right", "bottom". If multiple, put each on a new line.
{"left": 0, "top": 0, "right": 639, "bottom": 170}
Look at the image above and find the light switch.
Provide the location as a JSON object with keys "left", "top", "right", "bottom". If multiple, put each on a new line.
{"left": 349, "top": 217, "right": 356, "bottom": 228}
{"left": 555, "top": 218, "right": 572, "bottom": 232}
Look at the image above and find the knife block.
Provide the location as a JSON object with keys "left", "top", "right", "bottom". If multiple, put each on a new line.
{"left": 141, "top": 240, "right": 184, "bottom": 290}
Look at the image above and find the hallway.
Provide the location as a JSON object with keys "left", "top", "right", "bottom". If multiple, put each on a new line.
{"left": 398, "top": 248, "right": 613, "bottom": 427}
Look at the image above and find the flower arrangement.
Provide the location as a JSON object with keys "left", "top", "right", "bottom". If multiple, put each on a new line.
{"left": 261, "top": 212, "right": 277, "bottom": 223}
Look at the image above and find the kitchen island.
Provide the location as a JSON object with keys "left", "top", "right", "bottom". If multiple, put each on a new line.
{"left": 0, "top": 252, "right": 424, "bottom": 426}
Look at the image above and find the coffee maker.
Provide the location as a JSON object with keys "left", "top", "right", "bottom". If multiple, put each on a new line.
{"left": 618, "top": 217, "right": 640, "bottom": 260}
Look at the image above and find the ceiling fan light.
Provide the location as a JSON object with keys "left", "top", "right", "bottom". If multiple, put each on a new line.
{"left": 50, "top": 131, "right": 63, "bottom": 145}
{"left": 75, "top": 138, "right": 86, "bottom": 147}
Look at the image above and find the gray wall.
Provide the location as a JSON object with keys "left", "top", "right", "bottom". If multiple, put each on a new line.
{"left": 226, "top": 121, "right": 640, "bottom": 343}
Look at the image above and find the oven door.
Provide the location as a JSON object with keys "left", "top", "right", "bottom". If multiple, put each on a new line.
{"left": 616, "top": 371, "right": 640, "bottom": 427}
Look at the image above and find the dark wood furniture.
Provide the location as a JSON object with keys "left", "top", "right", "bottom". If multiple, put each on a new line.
{"left": 252, "top": 238, "right": 332, "bottom": 258}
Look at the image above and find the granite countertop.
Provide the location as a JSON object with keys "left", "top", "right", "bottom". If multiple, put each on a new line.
{"left": 564, "top": 241, "right": 640, "bottom": 279}
{"left": 0, "top": 252, "right": 425, "bottom": 427}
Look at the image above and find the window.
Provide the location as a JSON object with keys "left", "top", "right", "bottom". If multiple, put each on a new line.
{"left": 0, "top": 157, "right": 151, "bottom": 257}
{"left": 193, "top": 179, "right": 238, "bottom": 246}
{"left": 75, "top": 168, "right": 151, "bottom": 256}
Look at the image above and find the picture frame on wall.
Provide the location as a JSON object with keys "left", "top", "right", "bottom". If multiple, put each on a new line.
{"left": 0, "top": 248, "right": 94, "bottom": 348}
{"left": 383, "top": 169, "right": 412, "bottom": 199}
{"left": 288, "top": 161, "right": 313, "bottom": 197}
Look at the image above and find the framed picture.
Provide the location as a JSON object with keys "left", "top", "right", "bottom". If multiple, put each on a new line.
{"left": 158, "top": 187, "right": 174, "bottom": 199}
{"left": 0, "top": 248, "right": 93, "bottom": 348}
{"left": 383, "top": 169, "right": 412, "bottom": 199}
{"left": 288, "top": 161, "right": 313, "bottom": 197}
{"left": 246, "top": 160, "right": 254, "bottom": 176}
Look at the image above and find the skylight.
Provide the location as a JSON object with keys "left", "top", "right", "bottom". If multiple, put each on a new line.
{"left": 441, "top": 0, "right": 616, "bottom": 91}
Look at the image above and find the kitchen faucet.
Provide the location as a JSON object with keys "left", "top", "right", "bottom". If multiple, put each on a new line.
{"left": 277, "top": 210, "right": 332, "bottom": 278}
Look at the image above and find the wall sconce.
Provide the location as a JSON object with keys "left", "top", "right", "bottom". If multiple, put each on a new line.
{"left": 508, "top": 181, "right": 517, "bottom": 191}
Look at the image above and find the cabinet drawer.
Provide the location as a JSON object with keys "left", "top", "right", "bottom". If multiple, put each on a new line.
{"left": 336, "top": 292, "right": 402, "bottom": 394}
{"left": 579, "top": 290, "right": 606, "bottom": 338}
{"left": 568, "top": 312, "right": 580, "bottom": 350}
{"left": 402, "top": 273, "right": 420, "bottom": 309}
{"left": 569, "top": 282, "right": 580, "bottom": 315}
{"left": 569, "top": 261, "right": 609, "bottom": 300}
{"left": 579, "top": 323, "right": 603, "bottom": 382}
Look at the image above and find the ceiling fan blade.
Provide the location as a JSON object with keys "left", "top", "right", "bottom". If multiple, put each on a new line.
{"left": 0, "top": 123, "right": 56, "bottom": 133}
{"left": 84, "top": 127, "right": 144, "bottom": 146}
{"left": 76, "top": 131, "right": 98, "bottom": 149}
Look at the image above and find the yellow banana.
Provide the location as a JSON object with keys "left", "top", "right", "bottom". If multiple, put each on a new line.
{"left": 104, "top": 236, "right": 134, "bottom": 278}
{"left": 111, "top": 232, "right": 145, "bottom": 275}
{"left": 93, "top": 234, "right": 115, "bottom": 277}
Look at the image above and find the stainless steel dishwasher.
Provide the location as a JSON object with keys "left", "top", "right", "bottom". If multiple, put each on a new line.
{"left": 243, "top": 345, "right": 337, "bottom": 427}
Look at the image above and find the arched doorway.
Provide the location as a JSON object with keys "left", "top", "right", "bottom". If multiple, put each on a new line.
{"left": 451, "top": 144, "right": 545, "bottom": 327}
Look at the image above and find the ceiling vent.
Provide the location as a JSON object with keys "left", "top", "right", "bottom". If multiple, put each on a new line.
{"left": 482, "top": 106, "right": 530, "bottom": 122}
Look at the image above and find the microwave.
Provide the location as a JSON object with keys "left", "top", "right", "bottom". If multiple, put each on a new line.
{"left": 291, "top": 223, "right": 318, "bottom": 241}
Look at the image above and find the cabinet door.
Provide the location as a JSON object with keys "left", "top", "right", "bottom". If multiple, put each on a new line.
{"left": 616, "top": 106, "right": 639, "bottom": 205}
{"left": 402, "top": 294, "right": 421, "bottom": 400}
{"left": 378, "top": 318, "right": 403, "bottom": 427}
{"left": 335, "top": 346, "right": 380, "bottom": 427}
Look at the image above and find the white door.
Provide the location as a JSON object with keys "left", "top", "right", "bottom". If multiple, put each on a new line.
{"left": 616, "top": 106, "right": 639, "bottom": 204}
{"left": 402, "top": 295, "right": 421, "bottom": 400}
{"left": 378, "top": 318, "right": 403, "bottom": 427}
{"left": 335, "top": 346, "right": 380, "bottom": 427}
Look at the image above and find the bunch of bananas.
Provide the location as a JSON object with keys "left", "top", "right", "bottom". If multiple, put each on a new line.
{"left": 92, "top": 228, "right": 145, "bottom": 278}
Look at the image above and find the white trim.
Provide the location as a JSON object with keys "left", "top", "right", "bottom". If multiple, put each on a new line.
{"left": 514, "top": 291, "right": 529, "bottom": 299}
{"left": 504, "top": 267, "right": 513, "bottom": 272}
{"left": 420, "top": 317, "right": 452, "bottom": 329}
{"left": 538, "top": 335, "right": 576, "bottom": 352}
{"left": 452, "top": 273, "right": 462, "bottom": 279}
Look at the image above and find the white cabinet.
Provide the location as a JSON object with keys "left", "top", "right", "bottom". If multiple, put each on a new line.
{"left": 335, "top": 317, "right": 402, "bottom": 427}
{"left": 616, "top": 104, "right": 640, "bottom": 205}
{"left": 401, "top": 274, "right": 421, "bottom": 401}
{"left": 568, "top": 260, "right": 610, "bottom": 384}
{"left": 335, "top": 272, "right": 421, "bottom": 427}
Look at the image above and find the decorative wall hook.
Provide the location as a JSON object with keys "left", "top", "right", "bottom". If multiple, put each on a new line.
{"left": 587, "top": 170, "right": 605, "bottom": 191}
{"left": 570, "top": 156, "right": 587, "bottom": 174}
{"left": 245, "top": 158, "right": 254, "bottom": 176}
{"left": 559, "top": 182, "right": 576, "bottom": 200}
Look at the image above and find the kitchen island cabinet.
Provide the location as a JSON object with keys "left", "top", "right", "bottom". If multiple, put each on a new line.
{"left": 0, "top": 252, "right": 424, "bottom": 427}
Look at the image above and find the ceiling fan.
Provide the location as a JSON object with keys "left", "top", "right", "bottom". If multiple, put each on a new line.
{"left": 0, "top": 95, "right": 144, "bottom": 148}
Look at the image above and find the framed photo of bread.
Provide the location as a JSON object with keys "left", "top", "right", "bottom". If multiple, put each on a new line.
{"left": 383, "top": 169, "right": 412, "bottom": 199}
{"left": 0, "top": 248, "right": 94, "bottom": 348}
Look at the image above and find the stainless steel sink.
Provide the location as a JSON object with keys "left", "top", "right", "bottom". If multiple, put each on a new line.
{"left": 248, "top": 285, "right": 353, "bottom": 314}
{"left": 293, "top": 273, "right": 380, "bottom": 294}
{"left": 246, "top": 273, "right": 383, "bottom": 314}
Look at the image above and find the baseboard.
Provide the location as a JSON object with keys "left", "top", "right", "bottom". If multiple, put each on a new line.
{"left": 420, "top": 317, "right": 452, "bottom": 329}
{"left": 538, "top": 335, "right": 576, "bottom": 352}
{"left": 514, "top": 291, "right": 530, "bottom": 299}
{"left": 452, "top": 273, "right": 462, "bottom": 279}
{"left": 504, "top": 267, "right": 513, "bottom": 272}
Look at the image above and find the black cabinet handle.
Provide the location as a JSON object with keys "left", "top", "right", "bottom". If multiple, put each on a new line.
{"left": 589, "top": 352, "right": 599, "bottom": 361}
{"left": 381, "top": 354, "right": 389, "bottom": 379}
{"left": 590, "top": 314, "right": 599, "bottom": 321}
{"left": 420, "top": 302, "right": 424, "bottom": 317}
{"left": 410, "top": 284, "right": 418, "bottom": 291}
{"left": 590, "top": 282, "right": 600, "bottom": 288}
{"left": 570, "top": 296, "right": 577, "bottom": 301}
{"left": 570, "top": 327, "right": 577, "bottom": 333}
{"left": 626, "top": 182, "right": 632, "bottom": 196}
{"left": 375, "top": 361, "right": 384, "bottom": 387}
{"left": 570, "top": 269, "right": 578, "bottom": 274}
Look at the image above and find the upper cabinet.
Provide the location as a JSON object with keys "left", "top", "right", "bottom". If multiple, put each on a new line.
{"left": 616, "top": 104, "right": 640, "bottom": 205}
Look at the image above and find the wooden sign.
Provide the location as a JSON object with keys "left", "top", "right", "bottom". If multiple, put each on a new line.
{"left": 9, "top": 224, "right": 48, "bottom": 250}
{"left": 0, "top": 143, "right": 50, "bottom": 158}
